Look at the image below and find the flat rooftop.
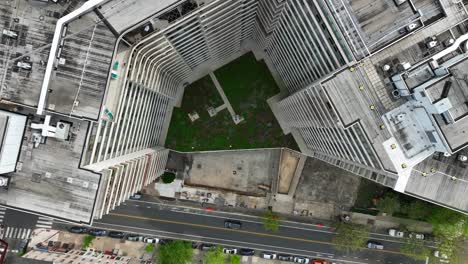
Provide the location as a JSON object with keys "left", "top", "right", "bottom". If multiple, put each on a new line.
{"left": 0, "top": 0, "right": 116, "bottom": 120}
{"left": 322, "top": 0, "right": 468, "bottom": 212}
{"left": 0, "top": 108, "right": 100, "bottom": 224}
{"left": 0, "top": 0, "right": 65, "bottom": 106}
{"left": 48, "top": 12, "right": 116, "bottom": 119}
{"left": 327, "top": 0, "right": 445, "bottom": 58}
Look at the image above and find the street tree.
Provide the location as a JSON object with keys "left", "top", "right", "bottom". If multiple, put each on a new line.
{"left": 400, "top": 237, "right": 430, "bottom": 261}
{"left": 145, "top": 244, "right": 155, "bottom": 253}
{"left": 427, "top": 207, "right": 468, "bottom": 262}
{"left": 230, "top": 255, "right": 241, "bottom": 264}
{"left": 82, "top": 235, "right": 95, "bottom": 250}
{"left": 263, "top": 209, "right": 280, "bottom": 232}
{"left": 157, "top": 240, "right": 193, "bottom": 264}
{"left": 203, "top": 246, "right": 225, "bottom": 264}
{"left": 332, "top": 223, "right": 369, "bottom": 252}
{"left": 376, "top": 193, "right": 400, "bottom": 215}
{"left": 403, "top": 201, "right": 430, "bottom": 220}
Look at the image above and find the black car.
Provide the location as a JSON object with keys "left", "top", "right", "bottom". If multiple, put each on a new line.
{"left": 108, "top": 231, "right": 125, "bottom": 239}
{"left": 69, "top": 226, "right": 87, "bottom": 234}
{"left": 88, "top": 229, "right": 107, "bottom": 236}
{"left": 278, "top": 254, "right": 294, "bottom": 261}
{"left": 239, "top": 248, "right": 255, "bottom": 256}
{"left": 224, "top": 220, "right": 242, "bottom": 229}
{"left": 200, "top": 244, "right": 216, "bottom": 251}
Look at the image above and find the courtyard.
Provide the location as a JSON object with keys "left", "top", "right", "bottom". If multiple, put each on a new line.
{"left": 165, "top": 53, "right": 298, "bottom": 151}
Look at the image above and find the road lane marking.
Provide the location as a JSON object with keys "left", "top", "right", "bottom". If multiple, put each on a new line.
{"left": 108, "top": 212, "right": 409, "bottom": 256}
{"left": 115, "top": 205, "right": 421, "bottom": 246}
{"left": 129, "top": 199, "right": 334, "bottom": 228}
{"left": 128, "top": 200, "right": 434, "bottom": 246}
{"left": 94, "top": 221, "right": 368, "bottom": 264}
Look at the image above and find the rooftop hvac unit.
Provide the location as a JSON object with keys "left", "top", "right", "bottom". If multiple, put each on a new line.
{"left": 394, "top": 0, "right": 407, "bottom": 6}
{"left": 0, "top": 176, "right": 8, "bottom": 187}
{"left": 458, "top": 155, "right": 468, "bottom": 162}
{"left": 427, "top": 40, "right": 438, "bottom": 48}
{"left": 406, "top": 23, "right": 418, "bottom": 32}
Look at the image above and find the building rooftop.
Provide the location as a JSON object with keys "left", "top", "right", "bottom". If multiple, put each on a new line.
{"left": 319, "top": 0, "right": 468, "bottom": 212}
{"left": 0, "top": 106, "right": 100, "bottom": 224}
{"left": 47, "top": 12, "right": 116, "bottom": 119}
{"left": 327, "top": 0, "right": 445, "bottom": 59}
{"left": 0, "top": 0, "right": 65, "bottom": 107}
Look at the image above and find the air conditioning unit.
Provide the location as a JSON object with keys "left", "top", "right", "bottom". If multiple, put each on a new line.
{"left": 427, "top": 40, "right": 438, "bottom": 48}
{"left": 406, "top": 23, "right": 418, "bottom": 31}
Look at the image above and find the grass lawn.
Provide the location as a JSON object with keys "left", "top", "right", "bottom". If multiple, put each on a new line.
{"left": 164, "top": 52, "right": 298, "bottom": 151}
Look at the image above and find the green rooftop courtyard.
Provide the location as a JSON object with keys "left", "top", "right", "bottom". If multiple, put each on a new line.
{"left": 164, "top": 52, "right": 298, "bottom": 152}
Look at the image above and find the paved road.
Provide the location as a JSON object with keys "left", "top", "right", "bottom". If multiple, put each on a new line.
{"left": 89, "top": 200, "right": 429, "bottom": 264}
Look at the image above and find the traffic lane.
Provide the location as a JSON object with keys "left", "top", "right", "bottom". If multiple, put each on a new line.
{"left": 129, "top": 199, "right": 336, "bottom": 232}
{"left": 92, "top": 222, "right": 341, "bottom": 262}
{"left": 112, "top": 203, "right": 407, "bottom": 252}
{"left": 98, "top": 208, "right": 423, "bottom": 264}
{"left": 127, "top": 200, "right": 427, "bottom": 247}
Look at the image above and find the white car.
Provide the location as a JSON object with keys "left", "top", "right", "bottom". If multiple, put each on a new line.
{"left": 388, "top": 228, "right": 404, "bottom": 237}
{"left": 409, "top": 232, "right": 425, "bottom": 240}
{"left": 293, "top": 256, "right": 310, "bottom": 264}
{"left": 223, "top": 248, "right": 238, "bottom": 254}
{"left": 261, "top": 252, "right": 277, "bottom": 259}
{"left": 143, "top": 237, "right": 159, "bottom": 244}
{"left": 434, "top": 251, "right": 450, "bottom": 263}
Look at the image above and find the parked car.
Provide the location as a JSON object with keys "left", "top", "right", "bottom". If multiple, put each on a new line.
{"left": 108, "top": 231, "right": 125, "bottom": 239}
{"left": 224, "top": 220, "right": 242, "bottom": 229}
{"left": 312, "top": 259, "right": 327, "bottom": 264}
{"left": 200, "top": 244, "right": 216, "bottom": 251}
{"left": 143, "top": 237, "right": 159, "bottom": 244}
{"left": 239, "top": 248, "right": 255, "bottom": 256}
{"left": 130, "top": 192, "right": 142, "bottom": 200}
{"left": 434, "top": 250, "right": 450, "bottom": 263}
{"left": 261, "top": 252, "right": 277, "bottom": 259}
{"left": 367, "top": 240, "right": 384, "bottom": 250}
{"left": 126, "top": 234, "right": 143, "bottom": 242}
{"left": 88, "top": 229, "right": 107, "bottom": 236}
{"left": 69, "top": 226, "right": 87, "bottom": 234}
{"left": 293, "top": 256, "right": 310, "bottom": 264}
{"left": 223, "top": 248, "right": 238, "bottom": 254}
{"left": 388, "top": 228, "right": 404, "bottom": 237}
{"left": 278, "top": 254, "right": 294, "bottom": 261}
{"left": 409, "top": 232, "right": 425, "bottom": 240}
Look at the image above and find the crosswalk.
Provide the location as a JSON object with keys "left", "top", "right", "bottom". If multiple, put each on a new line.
{"left": 4, "top": 227, "right": 32, "bottom": 239}
{"left": 0, "top": 207, "right": 6, "bottom": 224}
{"left": 36, "top": 216, "right": 53, "bottom": 229}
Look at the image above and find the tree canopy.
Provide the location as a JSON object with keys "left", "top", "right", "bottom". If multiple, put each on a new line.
{"left": 230, "top": 255, "right": 241, "bottom": 264}
{"left": 157, "top": 240, "right": 193, "bottom": 264}
{"left": 332, "top": 223, "right": 369, "bottom": 252}
{"left": 82, "top": 235, "right": 95, "bottom": 250}
{"left": 376, "top": 193, "right": 400, "bottom": 215}
{"left": 263, "top": 209, "right": 280, "bottom": 232}
{"left": 203, "top": 246, "right": 225, "bottom": 264}
{"left": 400, "top": 237, "right": 430, "bottom": 261}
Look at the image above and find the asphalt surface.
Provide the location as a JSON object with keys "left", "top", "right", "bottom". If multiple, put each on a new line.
{"left": 1, "top": 208, "right": 39, "bottom": 253}
{"left": 87, "top": 200, "right": 429, "bottom": 264}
